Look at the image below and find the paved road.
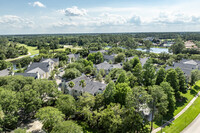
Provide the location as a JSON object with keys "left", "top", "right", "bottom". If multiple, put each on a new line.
{"left": 181, "top": 113, "right": 200, "bottom": 133}
{"left": 152, "top": 91, "right": 200, "bottom": 133}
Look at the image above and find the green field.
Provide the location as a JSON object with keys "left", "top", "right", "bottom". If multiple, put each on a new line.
{"left": 17, "top": 43, "right": 39, "bottom": 55}
{"left": 161, "top": 81, "right": 200, "bottom": 133}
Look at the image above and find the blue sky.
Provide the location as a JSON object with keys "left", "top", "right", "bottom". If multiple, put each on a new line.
{"left": 1, "top": 0, "right": 200, "bottom": 34}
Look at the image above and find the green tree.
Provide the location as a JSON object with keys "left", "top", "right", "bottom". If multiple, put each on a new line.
{"left": 144, "top": 40, "right": 152, "bottom": 50}
{"left": 13, "top": 128, "right": 29, "bottom": 133}
{"left": 132, "top": 63, "right": 143, "bottom": 85}
{"left": 63, "top": 68, "right": 81, "bottom": 81}
{"left": 55, "top": 94, "right": 76, "bottom": 118}
{"left": 114, "top": 53, "right": 125, "bottom": 63}
{"left": 79, "top": 79, "right": 86, "bottom": 88}
{"left": 0, "top": 88, "right": 19, "bottom": 129}
{"left": 165, "top": 69, "right": 180, "bottom": 99}
{"left": 115, "top": 83, "right": 131, "bottom": 105}
{"left": 191, "top": 69, "right": 200, "bottom": 85}
{"left": 36, "top": 107, "right": 65, "bottom": 132}
{"left": 143, "top": 60, "right": 155, "bottom": 86}
{"left": 155, "top": 67, "right": 166, "bottom": 85}
{"left": 51, "top": 121, "right": 83, "bottom": 133}
{"left": 96, "top": 72, "right": 103, "bottom": 82}
{"left": 175, "top": 67, "right": 187, "bottom": 93}
{"left": 160, "top": 82, "right": 176, "bottom": 117}
{"left": 99, "top": 69, "right": 106, "bottom": 77}
{"left": 149, "top": 85, "right": 168, "bottom": 132}
{"left": 116, "top": 71, "right": 127, "bottom": 84}
{"left": 68, "top": 81, "right": 75, "bottom": 88}
{"left": 103, "top": 81, "right": 116, "bottom": 105}
{"left": 87, "top": 52, "right": 104, "bottom": 64}
{"left": 169, "top": 37, "right": 185, "bottom": 54}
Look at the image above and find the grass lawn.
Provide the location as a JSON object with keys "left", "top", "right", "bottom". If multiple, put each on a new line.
{"left": 17, "top": 43, "right": 39, "bottom": 55}
{"left": 163, "top": 92, "right": 200, "bottom": 133}
{"left": 153, "top": 81, "right": 200, "bottom": 129}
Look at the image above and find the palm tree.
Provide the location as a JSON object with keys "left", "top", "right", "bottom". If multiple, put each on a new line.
{"left": 79, "top": 80, "right": 86, "bottom": 95}
{"left": 68, "top": 81, "right": 75, "bottom": 88}
{"left": 79, "top": 80, "right": 86, "bottom": 88}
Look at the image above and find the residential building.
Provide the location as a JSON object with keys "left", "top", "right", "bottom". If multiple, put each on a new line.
{"left": 89, "top": 50, "right": 107, "bottom": 54}
{"left": 0, "top": 69, "right": 11, "bottom": 77}
{"left": 184, "top": 41, "right": 198, "bottom": 49}
{"left": 103, "top": 54, "right": 117, "bottom": 62}
{"left": 95, "top": 61, "right": 123, "bottom": 74}
{"left": 62, "top": 75, "right": 107, "bottom": 97}
{"left": 14, "top": 58, "right": 59, "bottom": 79}
{"left": 165, "top": 59, "right": 200, "bottom": 79}
{"left": 67, "top": 54, "right": 80, "bottom": 63}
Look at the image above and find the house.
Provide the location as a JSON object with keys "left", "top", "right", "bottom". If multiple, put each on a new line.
{"left": 14, "top": 58, "right": 58, "bottom": 79}
{"left": 0, "top": 69, "right": 10, "bottom": 77}
{"left": 67, "top": 54, "right": 80, "bottom": 63}
{"left": 95, "top": 61, "right": 123, "bottom": 74}
{"left": 144, "top": 37, "right": 154, "bottom": 42}
{"left": 40, "top": 58, "right": 59, "bottom": 66}
{"left": 184, "top": 41, "right": 198, "bottom": 49}
{"left": 165, "top": 59, "right": 200, "bottom": 79}
{"left": 162, "top": 41, "right": 175, "bottom": 47}
{"left": 140, "top": 57, "right": 149, "bottom": 66}
{"left": 14, "top": 73, "right": 39, "bottom": 79}
{"left": 103, "top": 54, "right": 117, "bottom": 62}
{"left": 89, "top": 50, "right": 107, "bottom": 54}
{"left": 62, "top": 75, "right": 107, "bottom": 97}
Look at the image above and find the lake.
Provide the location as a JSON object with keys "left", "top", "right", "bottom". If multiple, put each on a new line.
{"left": 136, "top": 48, "right": 169, "bottom": 53}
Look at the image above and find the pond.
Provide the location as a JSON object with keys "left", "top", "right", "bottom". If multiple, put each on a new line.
{"left": 136, "top": 47, "right": 169, "bottom": 53}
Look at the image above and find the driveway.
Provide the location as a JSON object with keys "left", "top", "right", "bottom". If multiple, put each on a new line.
{"left": 181, "top": 113, "right": 200, "bottom": 133}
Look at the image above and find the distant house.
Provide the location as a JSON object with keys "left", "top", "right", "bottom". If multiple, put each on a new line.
{"left": 0, "top": 69, "right": 11, "bottom": 77}
{"left": 62, "top": 75, "right": 107, "bottom": 97}
{"left": 14, "top": 58, "right": 59, "bottom": 79}
{"left": 165, "top": 59, "right": 200, "bottom": 79}
{"left": 103, "top": 54, "right": 117, "bottom": 62}
{"left": 89, "top": 50, "right": 107, "bottom": 54}
{"left": 67, "top": 54, "right": 80, "bottom": 63}
{"left": 162, "top": 41, "right": 175, "bottom": 47}
{"left": 95, "top": 61, "right": 123, "bottom": 74}
{"left": 144, "top": 37, "right": 154, "bottom": 42}
{"left": 184, "top": 41, "right": 198, "bottom": 49}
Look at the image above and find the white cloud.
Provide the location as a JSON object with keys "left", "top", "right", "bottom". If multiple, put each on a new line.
{"left": 58, "top": 6, "right": 87, "bottom": 17}
{"left": 29, "top": 1, "right": 46, "bottom": 8}
{"left": 0, "top": 15, "right": 34, "bottom": 28}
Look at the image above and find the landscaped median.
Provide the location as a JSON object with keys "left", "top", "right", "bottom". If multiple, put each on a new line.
{"left": 161, "top": 81, "right": 200, "bottom": 133}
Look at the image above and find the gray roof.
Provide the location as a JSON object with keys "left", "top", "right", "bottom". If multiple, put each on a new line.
{"left": 95, "top": 61, "right": 122, "bottom": 71}
{"left": 140, "top": 57, "right": 149, "bottom": 66}
{"left": 25, "top": 62, "right": 50, "bottom": 73}
{"left": 40, "top": 58, "right": 59, "bottom": 63}
{"left": 112, "top": 63, "right": 123, "bottom": 69}
{"left": 14, "top": 73, "right": 38, "bottom": 79}
{"left": 68, "top": 54, "right": 80, "bottom": 59}
{"left": 67, "top": 75, "right": 107, "bottom": 95}
{"left": 95, "top": 61, "right": 112, "bottom": 71}
{"left": 103, "top": 54, "right": 117, "bottom": 61}
{"left": 89, "top": 50, "right": 107, "bottom": 54}
{"left": 0, "top": 69, "right": 10, "bottom": 77}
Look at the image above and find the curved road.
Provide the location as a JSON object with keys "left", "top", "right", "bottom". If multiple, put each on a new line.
{"left": 181, "top": 113, "right": 200, "bottom": 133}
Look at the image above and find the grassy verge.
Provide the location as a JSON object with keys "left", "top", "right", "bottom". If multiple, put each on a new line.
{"left": 161, "top": 81, "right": 200, "bottom": 133}
{"left": 153, "top": 81, "right": 200, "bottom": 129}
{"left": 162, "top": 95, "right": 200, "bottom": 133}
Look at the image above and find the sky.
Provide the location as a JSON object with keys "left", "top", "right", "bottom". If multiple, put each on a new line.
{"left": 1, "top": 0, "right": 200, "bottom": 34}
